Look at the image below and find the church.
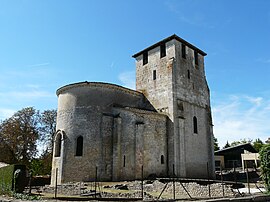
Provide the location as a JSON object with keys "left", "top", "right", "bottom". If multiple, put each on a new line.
{"left": 51, "top": 34, "right": 215, "bottom": 185}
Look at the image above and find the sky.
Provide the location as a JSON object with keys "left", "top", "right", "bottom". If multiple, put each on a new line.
{"left": 0, "top": 0, "right": 269, "bottom": 148}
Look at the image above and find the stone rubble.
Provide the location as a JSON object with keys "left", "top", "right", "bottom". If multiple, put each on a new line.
{"left": 41, "top": 180, "right": 235, "bottom": 199}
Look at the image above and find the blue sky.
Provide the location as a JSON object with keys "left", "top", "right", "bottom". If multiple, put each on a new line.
{"left": 0, "top": 0, "right": 269, "bottom": 147}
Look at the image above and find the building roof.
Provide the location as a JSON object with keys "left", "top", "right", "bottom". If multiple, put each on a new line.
{"left": 56, "top": 81, "right": 143, "bottom": 97}
{"left": 132, "top": 34, "right": 207, "bottom": 58}
{"left": 215, "top": 143, "right": 257, "bottom": 155}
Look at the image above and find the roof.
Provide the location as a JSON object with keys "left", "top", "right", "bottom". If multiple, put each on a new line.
{"left": 132, "top": 34, "right": 207, "bottom": 58}
{"left": 215, "top": 143, "right": 257, "bottom": 155}
{"left": 56, "top": 81, "right": 143, "bottom": 97}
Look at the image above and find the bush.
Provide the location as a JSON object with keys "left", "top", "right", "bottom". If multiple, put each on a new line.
{"left": 259, "top": 144, "right": 270, "bottom": 193}
{"left": 13, "top": 193, "right": 41, "bottom": 200}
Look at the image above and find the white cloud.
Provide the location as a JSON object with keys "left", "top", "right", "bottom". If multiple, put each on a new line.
{"left": 0, "top": 90, "right": 54, "bottom": 101}
{"left": 212, "top": 94, "right": 270, "bottom": 148}
{"left": 27, "top": 62, "right": 50, "bottom": 67}
{"left": 118, "top": 71, "right": 135, "bottom": 90}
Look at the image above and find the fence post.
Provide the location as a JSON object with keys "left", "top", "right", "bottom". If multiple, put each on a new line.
{"left": 220, "top": 166, "right": 224, "bottom": 197}
{"left": 28, "top": 172, "right": 32, "bottom": 194}
{"left": 141, "top": 165, "right": 144, "bottom": 199}
{"left": 95, "top": 166, "right": 97, "bottom": 198}
{"left": 173, "top": 164, "right": 175, "bottom": 200}
{"left": 233, "top": 162, "right": 237, "bottom": 184}
{"left": 245, "top": 161, "right": 250, "bottom": 194}
{"left": 207, "top": 162, "right": 211, "bottom": 198}
{"left": 54, "top": 168, "right": 58, "bottom": 198}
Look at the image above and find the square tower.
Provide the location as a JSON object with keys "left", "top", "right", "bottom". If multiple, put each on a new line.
{"left": 133, "top": 34, "right": 215, "bottom": 178}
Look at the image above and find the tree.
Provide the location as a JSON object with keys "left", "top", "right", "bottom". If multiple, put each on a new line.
{"left": 39, "top": 109, "right": 57, "bottom": 152}
{"left": 230, "top": 138, "right": 252, "bottom": 147}
{"left": 259, "top": 144, "right": 270, "bottom": 192}
{"left": 213, "top": 136, "right": 220, "bottom": 151}
{"left": 0, "top": 107, "right": 40, "bottom": 166}
{"left": 252, "top": 138, "right": 264, "bottom": 152}
{"left": 30, "top": 150, "right": 52, "bottom": 176}
{"left": 223, "top": 141, "right": 231, "bottom": 149}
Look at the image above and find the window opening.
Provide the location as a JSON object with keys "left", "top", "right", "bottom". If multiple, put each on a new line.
{"left": 143, "top": 52, "right": 148, "bottom": 65}
{"left": 76, "top": 136, "right": 83, "bottom": 156}
{"left": 160, "top": 43, "right": 166, "bottom": 58}
{"left": 182, "top": 44, "right": 186, "bottom": 59}
{"left": 187, "top": 70, "right": 190, "bottom": 79}
{"left": 161, "top": 155, "right": 165, "bottom": 164}
{"left": 55, "top": 134, "right": 61, "bottom": 157}
{"left": 194, "top": 50, "right": 198, "bottom": 65}
{"left": 193, "top": 116, "right": 198, "bottom": 134}
{"left": 123, "top": 155, "right": 126, "bottom": 167}
{"left": 153, "top": 70, "right": 156, "bottom": 80}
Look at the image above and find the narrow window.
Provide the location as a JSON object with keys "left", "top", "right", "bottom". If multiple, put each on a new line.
{"left": 194, "top": 50, "right": 198, "bottom": 65}
{"left": 76, "top": 136, "right": 83, "bottom": 156}
{"left": 123, "top": 155, "right": 126, "bottom": 167}
{"left": 187, "top": 70, "right": 190, "bottom": 79}
{"left": 182, "top": 44, "right": 186, "bottom": 59}
{"left": 55, "top": 134, "right": 61, "bottom": 157}
{"left": 160, "top": 43, "right": 166, "bottom": 58}
{"left": 143, "top": 52, "right": 148, "bottom": 65}
{"left": 153, "top": 70, "right": 156, "bottom": 80}
{"left": 193, "top": 116, "right": 198, "bottom": 134}
{"left": 161, "top": 155, "right": 165, "bottom": 164}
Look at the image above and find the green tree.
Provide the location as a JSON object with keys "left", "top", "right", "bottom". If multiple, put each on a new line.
{"left": 213, "top": 136, "right": 220, "bottom": 151}
{"left": 39, "top": 109, "right": 57, "bottom": 152}
{"left": 259, "top": 144, "right": 270, "bottom": 192}
{"left": 252, "top": 138, "right": 264, "bottom": 152}
{"left": 30, "top": 150, "right": 52, "bottom": 176}
{"left": 230, "top": 138, "right": 252, "bottom": 147}
{"left": 223, "top": 141, "right": 231, "bottom": 149}
{"left": 0, "top": 107, "right": 40, "bottom": 166}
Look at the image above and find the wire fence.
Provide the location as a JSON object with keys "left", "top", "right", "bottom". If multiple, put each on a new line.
{"left": 45, "top": 163, "right": 265, "bottom": 201}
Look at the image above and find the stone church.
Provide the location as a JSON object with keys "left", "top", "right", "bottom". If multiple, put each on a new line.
{"left": 51, "top": 34, "right": 215, "bottom": 185}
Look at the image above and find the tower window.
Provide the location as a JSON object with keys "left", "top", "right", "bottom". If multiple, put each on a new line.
{"left": 193, "top": 116, "right": 198, "bottom": 134}
{"left": 194, "top": 50, "right": 198, "bottom": 65}
{"left": 55, "top": 133, "right": 61, "bottom": 157}
{"left": 161, "top": 155, "right": 165, "bottom": 164}
{"left": 153, "top": 70, "right": 156, "bottom": 80}
{"left": 123, "top": 155, "right": 126, "bottom": 167}
{"left": 182, "top": 44, "right": 186, "bottom": 59}
{"left": 143, "top": 52, "right": 148, "bottom": 65}
{"left": 75, "top": 136, "right": 83, "bottom": 156}
{"left": 187, "top": 70, "right": 190, "bottom": 79}
{"left": 160, "top": 43, "right": 166, "bottom": 58}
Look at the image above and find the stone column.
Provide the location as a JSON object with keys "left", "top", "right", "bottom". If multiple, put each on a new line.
{"left": 135, "top": 123, "right": 144, "bottom": 179}
{"left": 178, "top": 117, "right": 186, "bottom": 177}
{"left": 112, "top": 117, "right": 122, "bottom": 181}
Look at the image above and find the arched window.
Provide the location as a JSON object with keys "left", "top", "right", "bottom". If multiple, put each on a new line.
{"left": 55, "top": 133, "right": 62, "bottom": 157}
{"left": 123, "top": 155, "right": 126, "bottom": 167}
{"left": 193, "top": 116, "right": 198, "bottom": 134}
{"left": 76, "top": 136, "right": 83, "bottom": 156}
{"left": 161, "top": 155, "right": 165, "bottom": 164}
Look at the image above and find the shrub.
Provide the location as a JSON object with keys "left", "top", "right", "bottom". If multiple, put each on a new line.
{"left": 259, "top": 144, "right": 270, "bottom": 193}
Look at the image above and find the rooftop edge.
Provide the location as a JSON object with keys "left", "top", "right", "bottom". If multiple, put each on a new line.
{"left": 56, "top": 81, "right": 142, "bottom": 97}
{"left": 132, "top": 34, "right": 207, "bottom": 58}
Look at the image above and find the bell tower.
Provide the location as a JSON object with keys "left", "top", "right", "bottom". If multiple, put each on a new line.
{"left": 133, "top": 34, "right": 215, "bottom": 178}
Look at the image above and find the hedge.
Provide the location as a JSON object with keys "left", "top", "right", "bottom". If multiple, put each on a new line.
{"left": 0, "top": 164, "right": 27, "bottom": 194}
